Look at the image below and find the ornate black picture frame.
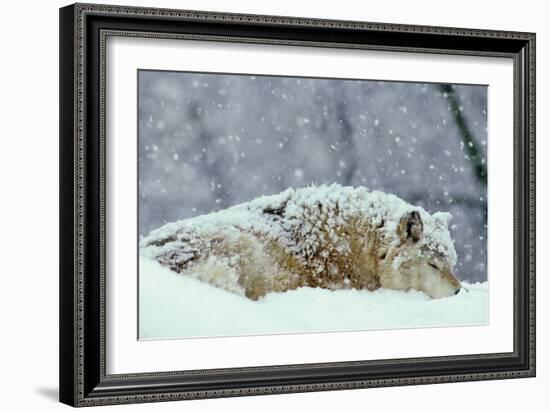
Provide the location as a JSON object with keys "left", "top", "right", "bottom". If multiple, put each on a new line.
{"left": 59, "top": 3, "right": 535, "bottom": 407}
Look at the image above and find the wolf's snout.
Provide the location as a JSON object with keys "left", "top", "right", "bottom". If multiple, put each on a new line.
{"left": 454, "top": 288, "right": 460, "bottom": 295}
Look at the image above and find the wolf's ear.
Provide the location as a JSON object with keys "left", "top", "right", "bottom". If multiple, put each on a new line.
{"left": 397, "top": 210, "right": 424, "bottom": 242}
{"left": 433, "top": 211, "right": 452, "bottom": 229}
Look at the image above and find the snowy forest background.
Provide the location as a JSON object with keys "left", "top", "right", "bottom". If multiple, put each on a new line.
{"left": 138, "top": 70, "right": 488, "bottom": 283}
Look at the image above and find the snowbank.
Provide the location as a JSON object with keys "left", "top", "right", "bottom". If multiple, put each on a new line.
{"left": 139, "top": 257, "right": 488, "bottom": 340}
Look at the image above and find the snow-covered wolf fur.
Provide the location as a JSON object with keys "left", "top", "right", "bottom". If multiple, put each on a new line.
{"left": 141, "top": 184, "right": 462, "bottom": 299}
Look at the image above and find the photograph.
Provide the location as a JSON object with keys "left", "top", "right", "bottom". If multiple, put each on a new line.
{"left": 57, "top": 2, "right": 536, "bottom": 406}
{"left": 137, "top": 70, "right": 489, "bottom": 339}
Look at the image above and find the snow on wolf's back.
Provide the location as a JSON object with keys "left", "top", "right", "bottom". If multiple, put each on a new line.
{"left": 140, "top": 184, "right": 461, "bottom": 300}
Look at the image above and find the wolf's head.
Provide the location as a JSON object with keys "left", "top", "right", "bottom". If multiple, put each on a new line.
{"left": 377, "top": 210, "right": 461, "bottom": 298}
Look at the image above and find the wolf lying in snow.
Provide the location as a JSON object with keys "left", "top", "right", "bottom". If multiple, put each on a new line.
{"left": 141, "top": 184, "right": 462, "bottom": 300}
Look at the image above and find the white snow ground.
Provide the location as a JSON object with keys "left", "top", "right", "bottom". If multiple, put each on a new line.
{"left": 139, "top": 257, "right": 488, "bottom": 340}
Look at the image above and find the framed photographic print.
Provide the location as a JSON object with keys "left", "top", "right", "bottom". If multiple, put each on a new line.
{"left": 59, "top": 3, "right": 536, "bottom": 407}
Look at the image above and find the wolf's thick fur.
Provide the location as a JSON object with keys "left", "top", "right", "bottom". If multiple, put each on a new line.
{"left": 141, "top": 185, "right": 461, "bottom": 299}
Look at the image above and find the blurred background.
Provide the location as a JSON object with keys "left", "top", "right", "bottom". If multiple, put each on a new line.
{"left": 138, "top": 71, "right": 487, "bottom": 283}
